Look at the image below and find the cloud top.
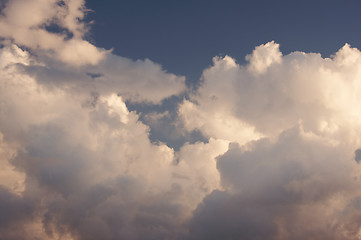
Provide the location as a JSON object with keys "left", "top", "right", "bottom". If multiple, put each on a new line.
{"left": 0, "top": 0, "right": 106, "bottom": 65}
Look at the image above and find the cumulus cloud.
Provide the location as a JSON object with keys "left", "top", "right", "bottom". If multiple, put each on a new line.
{"left": 21, "top": 51, "right": 186, "bottom": 104}
{"left": 0, "top": 0, "right": 186, "bottom": 103}
{"left": 246, "top": 41, "right": 282, "bottom": 74}
{"left": 179, "top": 41, "right": 361, "bottom": 239}
{"left": 189, "top": 127, "right": 361, "bottom": 239}
{"left": 0, "top": 40, "right": 221, "bottom": 239}
{"left": 2, "top": 0, "right": 361, "bottom": 239}
{"left": 179, "top": 41, "right": 361, "bottom": 140}
{"left": 0, "top": 0, "right": 105, "bottom": 65}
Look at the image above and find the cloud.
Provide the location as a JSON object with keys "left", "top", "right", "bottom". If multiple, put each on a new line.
{"left": 189, "top": 126, "right": 361, "bottom": 239}
{"left": 179, "top": 41, "right": 361, "bottom": 140}
{"left": 246, "top": 41, "right": 282, "bottom": 74}
{"left": 0, "top": 32, "right": 220, "bottom": 239}
{"left": 179, "top": 41, "right": 361, "bottom": 239}
{"left": 1, "top": 0, "right": 361, "bottom": 239}
{"left": 0, "top": 0, "right": 106, "bottom": 65}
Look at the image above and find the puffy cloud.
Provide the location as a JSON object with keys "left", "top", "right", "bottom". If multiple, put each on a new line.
{"left": 179, "top": 41, "right": 361, "bottom": 239}
{"left": 179, "top": 98, "right": 261, "bottom": 145}
{"left": 2, "top": 0, "right": 361, "bottom": 239}
{"left": 3, "top": 34, "right": 361, "bottom": 239}
{"left": 0, "top": 0, "right": 106, "bottom": 65}
{"left": 246, "top": 41, "right": 282, "bottom": 74}
{"left": 0, "top": 133, "right": 25, "bottom": 195}
{"left": 189, "top": 127, "right": 361, "bottom": 239}
{"left": 0, "top": 40, "right": 220, "bottom": 239}
{"left": 0, "top": 0, "right": 185, "bottom": 104}
{"left": 20, "top": 50, "right": 186, "bottom": 104}
{"left": 93, "top": 54, "right": 186, "bottom": 103}
{"left": 179, "top": 41, "right": 361, "bottom": 140}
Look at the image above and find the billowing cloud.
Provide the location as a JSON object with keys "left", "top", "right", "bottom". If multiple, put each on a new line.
{"left": 0, "top": 0, "right": 106, "bottom": 66}
{"left": 179, "top": 41, "right": 361, "bottom": 140}
{"left": 0, "top": 0, "right": 186, "bottom": 103}
{"left": 0, "top": 43, "right": 225, "bottom": 239}
{"left": 179, "top": 41, "right": 361, "bottom": 239}
{"left": 1, "top": 0, "right": 361, "bottom": 239}
{"left": 189, "top": 127, "right": 361, "bottom": 239}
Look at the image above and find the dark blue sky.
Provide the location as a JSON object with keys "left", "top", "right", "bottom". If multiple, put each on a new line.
{"left": 85, "top": 0, "right": 361, "bottom": 84}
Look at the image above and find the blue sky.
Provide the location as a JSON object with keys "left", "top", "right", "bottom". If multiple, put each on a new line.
{"left": 86, "top": 0, "right": 361, "bottom": 84}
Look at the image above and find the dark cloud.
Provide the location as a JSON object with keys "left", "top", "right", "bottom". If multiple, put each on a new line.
{"left": 87, "top": 72, "right": 103, "bottom": 79}
{"left": 187, "top": 127, "right": 360, "bottom": 240}
{"left": 188, "top": 190, "right": 277, "bottom": 240}
{"left": 355, "top": 149, "right": 361, "bottom": 163}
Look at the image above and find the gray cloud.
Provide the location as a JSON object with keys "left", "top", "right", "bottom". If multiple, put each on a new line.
{"left": 189, "top": 127, "right": 360, "bottom": 239}
{"left": 355, "top": 149, "right": 361, "bottom": 163}
{"left": 0, "top": 187, "right": 35, "bottom": 240}
{"left": 188, "top": 190, "right": 277, "bottom": 240}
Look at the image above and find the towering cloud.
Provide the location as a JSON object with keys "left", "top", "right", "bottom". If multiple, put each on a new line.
{"left": 1, "top": 0, "right": 361, "bottom": 239}
{"left": 180, "top": 41, "right": 361, "bottom": 239}
{"left": 0, "top": 42, "right": 222, "bottom": 239}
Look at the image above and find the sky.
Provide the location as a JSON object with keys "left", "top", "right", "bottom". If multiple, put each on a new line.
{"left": 0, "top": 0, "right": 361, "bottom": 240}
{"left": 85, "top": 0, "right": 361, "bottom": 84}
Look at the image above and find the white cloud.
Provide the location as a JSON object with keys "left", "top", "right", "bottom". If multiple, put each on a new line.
{"left": 246, "top": 40, "right": 282, "bottom": 74}
{"left": 2, "top": 33, "right": 361, "bottom": 239}
{"left": 179, "top": 41, "right": 361, "bottom": 141}
{"left": 0, "top": 0, "right": 106, "bottom": 65}
{"left": 179, "top": 41, "right": 361, "bottom": 239}
{"left": 0, "top": 41, "right": 221, "bottom": 239}
{"left": 179, "top": 99, "right": 262, "bottom": 145}
{"left": 0, "top": 0, "right": 186, "bottom": 103}
{"left": 93, "top": 54, "right": 186, "bottom": 103}
{"left": 1, "top": 0, "right": 361, "bottom": 239}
